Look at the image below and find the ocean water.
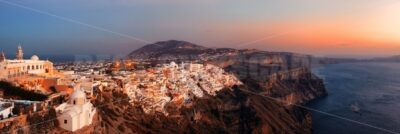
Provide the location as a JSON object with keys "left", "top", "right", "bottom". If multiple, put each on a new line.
{"left": 308, "top": 62, "right": 400, "bottom": 134}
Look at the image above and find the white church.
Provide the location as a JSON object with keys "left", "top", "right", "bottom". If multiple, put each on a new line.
{"left": 55, "top": 89, "right": 97, "bottom": 132}
{"left": 0, "top": 45, "right": 54, "bottom": 79}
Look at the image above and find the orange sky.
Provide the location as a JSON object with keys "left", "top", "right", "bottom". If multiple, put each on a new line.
{"left": 1, "top": 0, "right": 399, "bottom": 57}
{"left": 214, "top": 2, "right": 400, "bottom": 57}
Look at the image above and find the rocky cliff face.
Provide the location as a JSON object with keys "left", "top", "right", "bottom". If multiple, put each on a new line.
{"left": 259, "top": 68, "right": 327, "bottom": 104}
{"left": 206, "top": 53, "right": 326, "bottom": 104}
{"left": 209, "top": 51, "right": 312, "bottom": 81}
{"left": 94, "top": 86, "right": 312, "bottom": 134}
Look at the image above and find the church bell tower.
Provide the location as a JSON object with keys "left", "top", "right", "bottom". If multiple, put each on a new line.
{"left": 0, "top": 51, "right": 5, "bottom": 62}
{"left": 16, "top": 45, "right": 23, "bottom": 60}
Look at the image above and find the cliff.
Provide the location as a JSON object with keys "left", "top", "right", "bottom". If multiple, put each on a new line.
{"left": 94, "top": 86, "right": 312, "bottom": 134}
{"left": 205, "top": 50, "right": 325, "bottom": 104}
{"left": 0, "top": 68, "right": 315, "bottom": 134}
{"left": 259, "top": 68, "right": 327, "bottom": 104}
{"left": 127, "top": 40, "right": 209, "bottom": 61}
{"left": 123, "top": 40, "right": 327, "bottom": 133}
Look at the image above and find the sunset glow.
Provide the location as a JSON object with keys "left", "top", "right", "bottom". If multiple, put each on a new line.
{"left": 0, "top": 0, "right": 399, "bottom": 57}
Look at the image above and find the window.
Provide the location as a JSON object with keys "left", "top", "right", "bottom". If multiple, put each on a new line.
{"left": 64, "top": 120, "right": 67, "bottom": 124}
{"left": 73, "top": 100, "right": 76, "bottom": 105}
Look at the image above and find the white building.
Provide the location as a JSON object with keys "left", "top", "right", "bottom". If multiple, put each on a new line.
{"left": 55, "top": 89, "right": 96, "bottom": 132}
{"left": 0, "top": 45, "right": 53, "bottom": 79}
{"left": 0, "top": 102, "right": 14, "bottom": 120}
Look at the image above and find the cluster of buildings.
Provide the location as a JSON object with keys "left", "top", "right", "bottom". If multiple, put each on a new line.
{"left": 124, "top": 62, "right": 242, "bottom": 115}
{"left": 0, "top": 46, "right": 53, "bottom": 80}
{"left": 0, "top": 45, "right": 244, "bottom": 132}
{"left": 0, "top": 46, "right": 97, "bottom": 132}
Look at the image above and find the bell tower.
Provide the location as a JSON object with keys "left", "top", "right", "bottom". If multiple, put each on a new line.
{"left": 0, "top": 51, "right": 5, "bottom": 62}
{"left": 16, "top": 45, "right": 23, "bottom": 60}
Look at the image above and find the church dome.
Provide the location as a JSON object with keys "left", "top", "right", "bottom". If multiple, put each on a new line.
{"left": 31, "top": 55, "right": 39, "bottom": 61}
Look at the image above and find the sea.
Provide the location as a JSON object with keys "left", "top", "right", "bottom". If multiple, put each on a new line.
{"left": 308, "top": 62, "right": 400, "bottom": 134}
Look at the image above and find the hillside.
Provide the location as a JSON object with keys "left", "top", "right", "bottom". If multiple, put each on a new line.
{"left": 128, "top": 40, "right": 326, "bottom": 104}
{"left": 122, "top": 40, "right": 328, "bottom": 133}
{"left": 94, "top": 86, "right": 313, "bottom": 134}
{"left": 127, "top": 40, "right": 208, "bottom": 60}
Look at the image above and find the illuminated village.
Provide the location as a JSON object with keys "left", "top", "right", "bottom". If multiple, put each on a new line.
{"left": 0, "top": 45, "right": 241, "bottom": 132}
{"left": 125, "top": 62, "right": 242, "bottom": 115}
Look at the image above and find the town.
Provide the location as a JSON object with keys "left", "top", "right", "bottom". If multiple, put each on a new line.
{"left": 0, "top": 46, "right": 242, "bottom": 132}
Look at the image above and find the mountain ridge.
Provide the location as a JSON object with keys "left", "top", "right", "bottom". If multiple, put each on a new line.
{"left": 127, "top": 40, "right": 313, "bottom": 65}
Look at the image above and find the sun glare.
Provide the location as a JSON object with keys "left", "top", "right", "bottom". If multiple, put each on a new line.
{"left": 376, "top": 2, "right": 400, "bottom": 41}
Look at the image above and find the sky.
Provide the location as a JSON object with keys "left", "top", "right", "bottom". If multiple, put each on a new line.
{"left": 0, "top": 0, "right": 400, "bottom": 58}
